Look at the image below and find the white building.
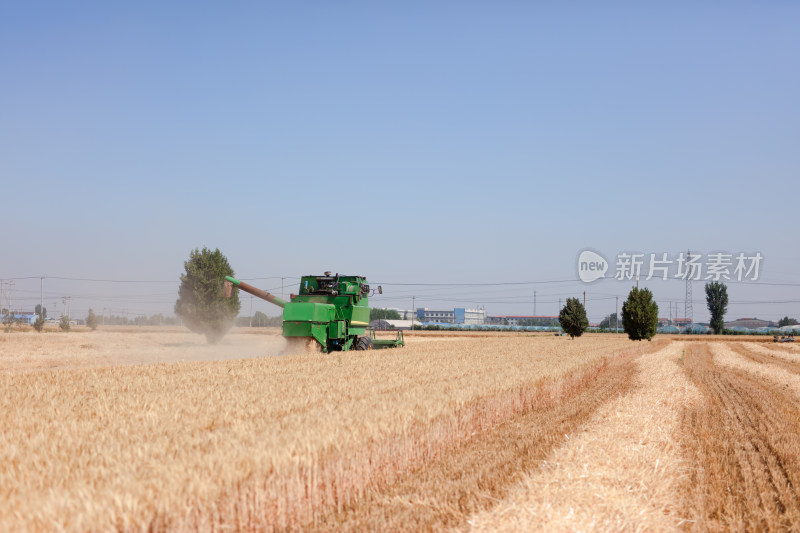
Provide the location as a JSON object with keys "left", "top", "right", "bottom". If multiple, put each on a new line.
{"left": 415, "top": 308, "right": 485, "bottom": 325}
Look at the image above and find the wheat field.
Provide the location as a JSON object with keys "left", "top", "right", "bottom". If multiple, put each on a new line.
{"left": 2, "top": 329, "right": 799, "bottom": 531}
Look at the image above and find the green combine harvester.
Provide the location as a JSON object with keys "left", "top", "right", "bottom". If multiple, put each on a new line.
{"left": 223, "top": 272, "right": 404, "bottom": 353}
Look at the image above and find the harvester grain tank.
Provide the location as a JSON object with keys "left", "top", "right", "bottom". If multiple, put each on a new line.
{"left": 223, "top": 272, "right": 404, "bottom": 353}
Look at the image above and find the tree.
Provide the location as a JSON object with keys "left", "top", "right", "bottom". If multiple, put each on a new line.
{"left": 370, "top": 308, "right": 401, "bottom": 321}
{"left": 252, "top": 310, "right": 268, "bottom": 326}
{"left": 86, "top": 308, "right": 98, "bottom": 331}
{"left": 622, "top": 287, "right": 658, "bottom": 341}
{"left": 598, "top": 313, "right": 621, "bottom": 331}
{"left": 35, "top": 304, "right": 47, "bottom": 320}
{"left": 174, "top": 247, "right": 241, "bottom": 344}
{"left": 59, "top": 315, "right": 71, "bottom": 331}
{"left": 3, "top": 310, "right": 16, "bottom": 332}
{"left": 519, "top": 317, "right": 559, "bottom": 327}
{"left": 32, "top": 315, "right": 45, "bottom": 332}
{"left": 558, "top": 297, "right": 589, "bottom": 339}
{"left": 778, "top": 316, "right": 799, "bottom": 327}
{"left": 705, "top": 281, "right": 728, "bottom": 335}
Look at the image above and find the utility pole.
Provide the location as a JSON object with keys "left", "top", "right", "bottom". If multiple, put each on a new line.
{"left": 0, "top": 281, "right": 14, "bottom": 312}
{"left": 685, "top": 249, "right": 693, "bottom": 324}
{"left": 534, "top": 291, "right": 537, "bottom": 316}
{"left": 583, "top": 291, "right": 586, "bottom": 308}
{"left": 616, "top": 296, "right": 619, "bottom": 334}
{"left": 40, "top": 277, "right": 44, "bottom": 319}
{"left": 412, "top": 296, "right": 415, "bottom": 330}
{"left": 5, "top": 281, "right": 14, "bottom": 315}
{"left": 249, "top": 295, "right": 253, "bottom": 327}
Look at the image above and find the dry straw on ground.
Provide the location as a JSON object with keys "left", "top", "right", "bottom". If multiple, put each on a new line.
{"left": 308, "top": 340, "right": 665, "bottom": 532}
{"left": 679, "top": 343, "right": 800, "bottom": 532}
{"left": 466, "top": 341, "right": 698, "bottom": 532}
{"left": 716, "top": 342, "right": 800, "bottom": 398}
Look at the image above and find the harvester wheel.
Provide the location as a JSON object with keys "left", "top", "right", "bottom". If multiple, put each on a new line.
{"left": 355, "top": 336, "right": 373, "bottom": 351}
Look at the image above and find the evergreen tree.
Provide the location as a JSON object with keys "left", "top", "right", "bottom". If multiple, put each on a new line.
{"left": 370, "top": 308, "right": 402, "bottom": 321}
{"left": 86, "top": 308, "right": 98, "bottom": 331}
{"left": 622, "top": 287, "right": 658, "bottom": 341}
{"left": 174, "top": 247, "right": 241, "bottom": 343}
{"left": 705, "top": 281, "right": 728, "bottom": 334}
{"left": 598, "top": 313, "right": 621, "bottom": 331}
{"left": 558, "top": 297, "right": 589, "bottom": 339}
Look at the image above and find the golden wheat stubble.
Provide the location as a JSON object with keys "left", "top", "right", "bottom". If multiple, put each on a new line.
{"left": 306, "top": 348, "right": 644, "bottom": 532}
{"left": 680, "top": 343, "right": 800, "bottom": 532}
{"left": 726, "top": 342, "right": 800, "bottom": 376}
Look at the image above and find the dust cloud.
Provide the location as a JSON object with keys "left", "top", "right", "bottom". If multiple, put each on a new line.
{"left": 0, "top": 327, "right": 289, "bottom": 372}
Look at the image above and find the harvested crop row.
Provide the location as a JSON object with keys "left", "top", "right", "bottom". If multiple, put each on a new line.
{"left": 0, "top": 335, "right": 633, "bottom": 531}
{"left": 707, "top": 343, "right": 800, "bottom": 413}
{"left": 680, "top": 343, "right": 800, "bottom": 532}
{"left": 467, "top": 341, "right": 697, "bottom": 532}
{"left": 726, "top": 342, "right": 800, "bottom": 375}
{"left": 305, "top": 342, "right": 648, "bottom": 532}
{"left": 743, "top": 341, "right": 800, "bottom": 362}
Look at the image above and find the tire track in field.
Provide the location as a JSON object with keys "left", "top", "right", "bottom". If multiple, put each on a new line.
{"left": 726, "top": 342, "right": 800, "bottom": 376}
{"left": 305, "top": 348, "right": 644, "bottom": 532}
{"left": 680, "top": 343, "right": 800, "bottom": 532}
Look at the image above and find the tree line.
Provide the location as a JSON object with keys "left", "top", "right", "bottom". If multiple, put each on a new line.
{"left": 559, "top": 281, "right": 737, "bottom": 340}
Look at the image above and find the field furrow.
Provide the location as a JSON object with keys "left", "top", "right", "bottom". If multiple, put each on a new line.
{"left": 680, "top": 343, "right": 800, "bottom": 532}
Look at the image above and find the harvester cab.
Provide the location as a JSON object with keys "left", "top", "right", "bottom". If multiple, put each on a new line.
{"left": 223, "top": 272, "right": 402, "bottom": 353}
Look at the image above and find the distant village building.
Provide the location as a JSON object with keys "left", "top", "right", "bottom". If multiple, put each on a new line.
{"left": 1, "top": 311, "right": 37, "bottom": 325}
{"left": 725, "top": 317, "right": 773, "bottom": 329}
{"left": 659, "top": 317, "right": 693, "bottom": 327}
{"left": 416, "top": 308, "right": 485, "bottom": 325}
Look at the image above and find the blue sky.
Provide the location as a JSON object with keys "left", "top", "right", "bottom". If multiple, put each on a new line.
{"left": 2, "top": 2, "right": 799, "bottom": 323}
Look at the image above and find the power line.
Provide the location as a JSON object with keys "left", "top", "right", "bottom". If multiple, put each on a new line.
{"left": 375, "top": 279, "right": 578, "bottom": 287}
{"left": 1, "top": 275, "right": 300, "bottom": 283}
